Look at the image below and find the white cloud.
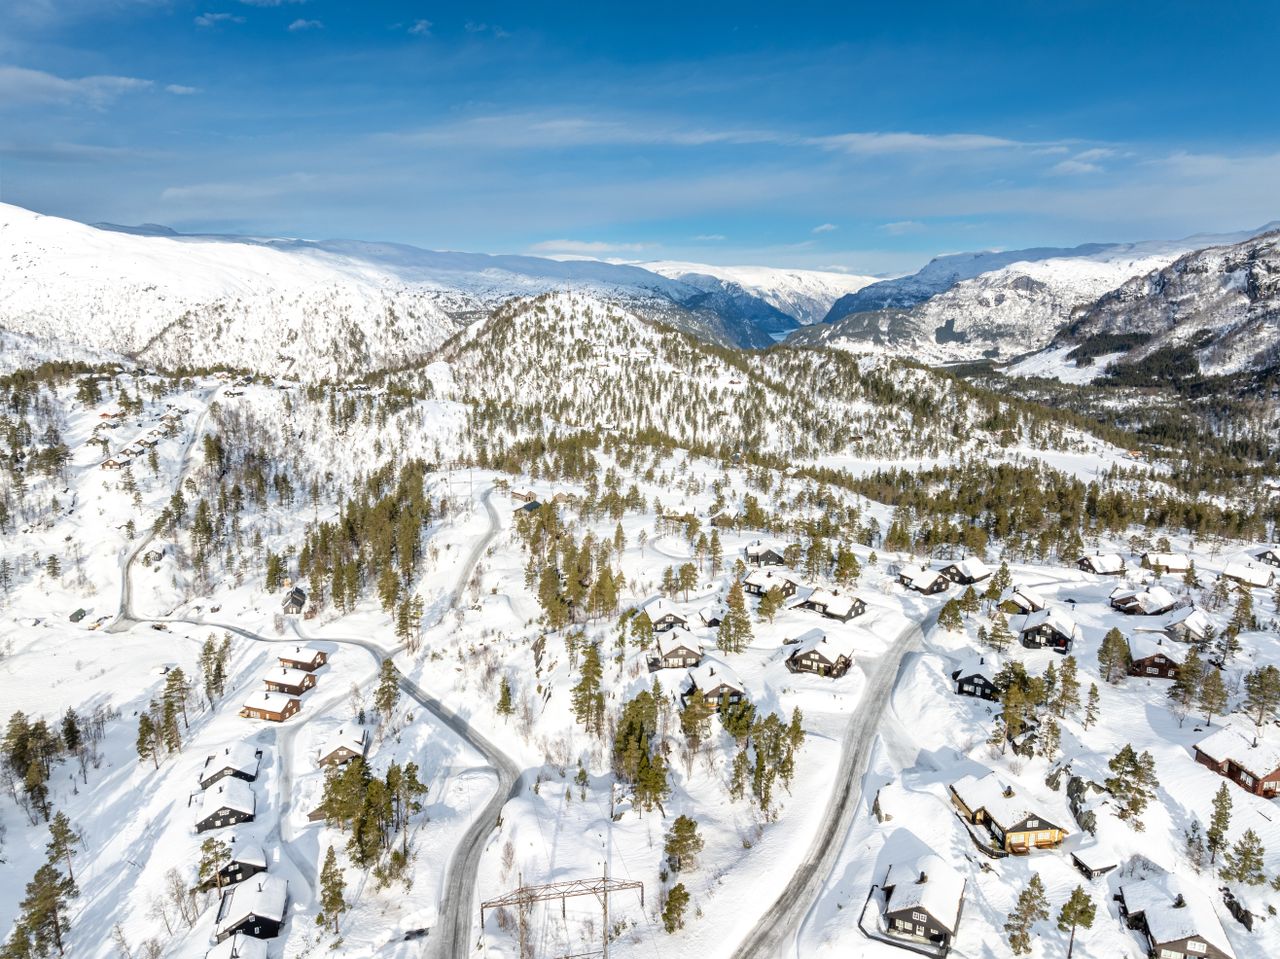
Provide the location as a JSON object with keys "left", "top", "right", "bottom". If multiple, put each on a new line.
{"left": 195, "top": 12, "right": 245, "bottom": 26}
{"left": 811, "top": 223, "right": 837, "bottom": 234}
{"left": 391, "top": 114, "right": 777, "bottom": 150}
{"left": 878, "top": 220, "right": 926, "bottom": 235}
{"left": 160, "top": 172, "right": 323, "bottom": 203}
{"left": 527, "top": 239, "right": 655, "bottom": 255}
{"left": 810, "top": 131, "right": 1027, "bottom": 155}
{"left": 693, "top": 234, "right": 726, "bottom": 241}
{"left": 287, "top": 18, "right": 323, "bottom": 30}
{"left": 165, "top": 84, "right": 200, "bottom": 95}
{"left": 409, "top": 19, "right": 432, "bottom": 36}
{"left": 1050, "top": 158, "right": 1103, "bottom": 176}
{"left": 0, "top": 65, "right": 152, "bottom": 107}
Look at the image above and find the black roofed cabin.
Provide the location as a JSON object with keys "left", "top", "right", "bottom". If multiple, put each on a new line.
{"left": 281, "top": 587, "right": 306, "bottom": 615}
{"left": 199, "top": 743, "right": 263, "bottom": 790}
{"left": 744, "top": 540, "right": 788, "bottom": 567}
{"left": 879, "top": 853, "right": 966, "bottom": 951}
{"left": 938, "top": 557, "right": 992, "bottom": 585}
{"left": 215, "top": 843, "right": 267, "bottom": 887}
{"left": 951, "top": 655, "right": 999, "bottom": 701}
{"left": 1256, "top": 546, "right": 1280, "bottom": 568}
{"left": 214, "top": 876, "right": 289, "bottom": 943}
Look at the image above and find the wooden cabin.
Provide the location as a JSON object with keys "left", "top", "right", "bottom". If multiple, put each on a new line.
{"left": 785, "top": 628, "right": 854, "bottom": 678}
{"left": 795, "top": 587, "right": 865, "bottom": 623}
{"left": 743, "top": 568, "right": 799, "bottom": 599}
{"left": 1221, "top": 560, "right": 1275, "bottom": 589}
{"left": 317, "top": 727, "right": 369, "bottom": 768}
{"left": 951, "top": 654, "right": 999, "bottom": 701}
{"left": 195, "top": 778, "right": 256, "bottom": 834}
{"left": 214, "top": 876, "right": 289, "bottom": 942}
{"left": 1117, "top": 879, "right": 1236, "bottom": 959}
{"left": 680, "top": 662, "right": 746, "bottom": 709}
{"left": 217, "top": 842, "right": 267, "bottom": 887}
{"left": 1126, "top": 635, "right": 1183, "bottom": 680}
{"left": 262, "top": 667, "right": 317, "bottom": 697}
{"left": 1010, "top": 607, "right": 1079, "bottom": 652}
{"left": 281, "top": 587, "right": 306, "bottom": 615}
{"left": 744, "top": 540, "right": 789, "bottom": 567}
{"left": 648, "top": 628, "right": 705, "bottom": 672}
{"left": 949, "top": 771, "right": 1067, "bottom": 853}
{"left": 1194, "top": 725, "right": 1280, "bottom": 797}
{"left": 880, "top": 852, "right": 966, "bottom": 951}
{"left": 239, "top": 692, "right": 301, "bottom": 723}
{"left": 897, "top": 566, "right": 948, "bottom": 595}
{"left": 199, "top": 742, "right": 263, "bottom": 790}
{"left": 1076, "top": 553, "right": 1125, "bottom": 575}
{"left": 637, "top": 597, "right": 687, "bottom": 633}
{"left": 938, "top": 557, "right": 992, "bottom": 585}
{"left": 277, "top": 646, "right": 327, "bottom": 672}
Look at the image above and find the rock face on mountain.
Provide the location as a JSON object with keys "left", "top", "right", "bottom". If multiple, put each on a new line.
{"left": 1057, "top": 230, "right": 1280, "bottom": 377}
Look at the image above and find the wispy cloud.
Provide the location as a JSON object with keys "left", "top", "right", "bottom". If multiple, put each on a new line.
{"left": 195, "top": 12, "right": 245, "bottom": 27}
{"left": 390, "top": 114, "right": 777, "bottom": 150}
{"left": 0, "top": 65, "right": 152, "bottom": 107}
{"left": 160, "top": 171, "right": 327, "bottom": 203}
{"left": 1, "top": 140, "right": 153, "bottom": 162}
{"left": 408, "top": 19, "right": 432, "bottom": 36}
{"left": 527, "top": 239, "right": 655, "bottom": 255}
{"left": 287, "top": 18, "right": 322, "bottom": 31}
{"left": 165, "top": 84, "right": 200, "bottom": 95}
{"left": 809, "top": 131, "right": 1028, "bottom": 155}
{"left": 693, "top": 233, "right": 726, "bottom": 241}
{"left": 811, "top": 223, "right": 837, "bottom": 234}
{"left": 878, "top": 220, "right": 926, "bottom": 235}
{"left": 464, "top": 21, "right": 510, "bottom": 38}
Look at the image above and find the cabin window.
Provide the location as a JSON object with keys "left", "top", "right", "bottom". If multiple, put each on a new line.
{"left": 1158, "top": 950, "right": 1183, "bottom": 959}
{"left": 1026, "top": 819, "right": 1039, "bottom": 828}
{"left": 912, "top": 911, "right": 927, "bottom": 922}
{"left": 1241, "top": 772, "right": 1255, "bottom": 787}
{"left": 1186, "top": 943, "right": 1206, "bottom": 955}
{"left": 1147, "top": 667, "right": 1159, "bottom": 674}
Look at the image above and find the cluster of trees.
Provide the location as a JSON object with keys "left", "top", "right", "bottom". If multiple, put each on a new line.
{"left": 3, "top": 708, "right": 109, "bottom": 825}
{"left": 986, "top": 657, "right": 1088, "bottom": 763}
{"left": 518, "top": 506, "right": 624, "bottom": 628}
{"left": 1004, "top": 874, "right": 1095, "bottom": 958}
{"left": 135, "top": 667, "right": 192, "bottom": 769}
{"left": 2, "top": 813, "right": 82, "bottom": 958}
{"left": 315, "top": 756, "right": 429, "bottom": 885}
{"left": 727, "top": 708, "right": 805, "bottom": 817}
{"left": 1104, "top": 745, "right": 1160, "bottom": 830}
{"left": 1185, "top": 781, "right": 1276, "bottom": 887}
{"left": 612, "top": 687, "right": 671, "bottom": 814}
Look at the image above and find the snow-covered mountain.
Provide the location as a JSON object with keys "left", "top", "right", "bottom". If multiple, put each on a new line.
{"left": 790, "top": 225, "right": 1280, "bottom": 366}
{"left": 0, "top": 204, "right": 798, "bottom": 377}
{"left": 641, "top": 261, "right": 879, "bottom": 327}
{"left": 1053, "top": 229, "right": 1280, "bottom": 377}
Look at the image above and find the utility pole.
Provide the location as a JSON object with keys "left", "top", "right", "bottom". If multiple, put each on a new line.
{"left": 602, "top": 860, "right": 609, "bottom": 959}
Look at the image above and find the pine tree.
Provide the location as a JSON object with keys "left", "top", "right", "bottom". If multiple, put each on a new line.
{"left": 571, "top": 643, "right": 605, "bottom": 735}
{"left": 1038, "top": 716, "right": 1061, "bottom": 762}
{"left": 1084, "top": 683, "right": 1100, "bottom": 729}
{"left": 1098, "top": 627, "right": 1130, "bottom": 684}
{"left": 663, "top": 816, "right": 704, "bottom": 872}
{"left": 45, "top": 813, "right": 80, "bottom": 885}
{"left": 718, "top": 579, "right": 752, "bottom": 654}
{"left": 1198, "top": 668, "right": 1228, "bottom": 725}
{"left": 163, "top": 667, "right": 191, "bottom": 730}
{"left": 1221, "top": 828, "right": 1267, "bottom": 885}
{"left": 136, "top": 714, "right": 159, "bottom": 769}
{"left": 496, "top": 676, "right": 515, "bottom": 720}
{"left": 1055, "top": 656, "right": 1081, "bottom": 717}
{"left": 59, "top": 710, "right": 80, "bottom": 755}
{"left": 757, "top": 585, "right": 784, "bottom": 623}
{"left": 987, "top": 613, "right": 1013, "bottom": 652}
{"left": 938, "top": 599, "right": 963, "bottom": 632}
{"left": 198, "top": 836, "right": 231, "bottom": 890}
{"left": 1105, "top": 745, "right": 1159, "bottom": 830}
{"left": 318, "top": 845, "right": 348, "bottom": 934}
{"left": 662, "top": 882, "right": 689, "bottom": 933}
{"left": 1056, "top": 885, "right": 1095, "bottom": 959}
{"left": 18, "top": 863, "right": 76, "bottom": 957}
{"left": 1207, "top": 782, "right": 1233, "bottom": 864}
{"left": 1184, "top": 821, "right": 1206, "bottom": 872}
{"left": 1167, "top": 644, "right": 1204, "bottom": 726}
{"left": 373, "top": 659, "right": 400, "bottom": 723}
{"left": 1004, "top": 873, "right": 1049, "bottom": 956}
{"left": 1243, "top": 665, "right": 1280, "bottom": 728}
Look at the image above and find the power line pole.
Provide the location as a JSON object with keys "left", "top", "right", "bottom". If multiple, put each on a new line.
{"left": 602, "top": 860, "right": 609, "bottom": 959}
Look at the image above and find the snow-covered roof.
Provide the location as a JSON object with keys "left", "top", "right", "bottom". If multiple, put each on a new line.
{"left": 656, "top": 627, "right": 704, "bottom": 658}
{"left": 745, "top": 540, "right": 788, "bottom": 559}
{"left": 1080, "top": 553, "right": 1125, "bottom": 573}
{"left": 1126, "top": 633, "right": 1184, "bottom": 665}
{"left": 1071, "top": 841, "right": 1118, "bottom": 872}
{"left": 1222, "top": 560, "right": 1274, "bottom": 588}
{"left": 1195, "top": 724, "right": 1280, "bottom": 779}
{"left": 205, "top": 935, "right": 269, "bottom": 959}
{"left": 202, "top": 742, "right": 261, "bottom": 782}
{"left": 944, "top": 557, "right": 991, "bottom": 580}
{"left": 882, "top": 853, "right": 966, "bottom": 933}
{"left": 242, "top": 691, "right": 299, "bottom": 714}
{"left": 698, "top": 601, "right": 726, "bottom": 623}
{"left": 801, "top": 587, "right": 861, "bottom": 618}
{"left": 952, "top": 652, "right": 998, "bottom": 684}
{"left": 215, "top": 876, "right": 289, "bottom": 936}
{"left": 1164, "top": 605, "right": 1213, "bottom": 637}
{"left": 1009, "top": 606, "right": 1080, "bottom": 642}
{"left": 950, "top": 771, "right": 1053, "bottom": 833}
{"left": 1110, "top": 584, "right": 1180, "bottom": 615}
{"left": 1119, "top": 876, "right": 1235, "bottom": 958}
{"left": 744, "top": 568, "right": 799, "bottom": 590}
{"left": 638, "top": 596, "right": 684, "bottom": 622}
{"left": 279, "top": 644, "right": 324, "bottom": 662}
{"left": 227, "top": 840, "right": 267, "bottom": 869}
{"left": 1000, "top": 584, "right": 1047, "bottom": 612}
{"left": 789, "top": 627, "right": 855, "bottom": 663}
{"left": 899, "top": 565, "right": 944, "bottom": 589}
{"left": 200, "top": 777, "right": 256, "bottom": 819}
{"left": 685, "top": 660, "right": 744, "bottom": 696}
{"left": 319, "top": 726, "right": 367, "bottom": 760}
{"left": 1142, "top": 551, "right": 1191, "bottom": 571}
{"left": 264, "top": 666, "right": 311, "bottom": 687}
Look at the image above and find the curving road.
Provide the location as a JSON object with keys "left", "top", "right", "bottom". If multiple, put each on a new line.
{"left": 733, "top": 605, "right": 940, "bottom": 959}
{"left": 115, "top": 438, "right": 520, "bottom": 958}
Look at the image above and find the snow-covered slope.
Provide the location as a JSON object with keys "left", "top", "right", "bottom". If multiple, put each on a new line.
{"left": 642, "top": 261, "right": 879, "bottom": 326}
{"left": 790, "top": 225, "right": 1280, "bottom": 366}
{"left": 0, "top": 204, "right": 798, "bottom": 375}
{"left": 1055, "top": 229, "right": 1280, "bottom": 377}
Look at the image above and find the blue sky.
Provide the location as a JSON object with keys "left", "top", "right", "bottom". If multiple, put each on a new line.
{"left": 1, "top": 1, "right": 1276, "bottom": 274}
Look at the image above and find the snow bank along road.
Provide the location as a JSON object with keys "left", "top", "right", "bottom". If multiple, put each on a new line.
{"left": 733, "top": 606, "right": 940, "bottom": 959}
{"left": 113, "top": 442, "right": 519, "bottom": 958}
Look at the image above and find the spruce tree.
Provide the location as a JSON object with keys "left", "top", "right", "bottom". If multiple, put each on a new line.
{"left": 318, "top": 845, "right": 348, "bottom": 934}
{"left": 757, "top": 585, "right": 783, "bottom": 623}
{"left": 663, "top": 816, "right": 704, "bottom": 872}
{"left": 1207, "top": 782, "right": 1233, "bottom": 864}
{"left": 1055, "top": 656, "right": 1081, "bottom": 717}
{"left": 1056, "top": 885, "right": 1096, "bottom": 959}
{"left": 1105, "top": 745, "right": 1159, "bottom": 830}
{"left": 1198, "top": 668, "right": 1228, "bottom": 725}
{"left": 373, "top": 658, "right": 400, "bottom": 723}
{"left": 987, "top": 613, "right": 1013, "bottom": 652}
{"left": 1243, "top": 665, "right": 1280, "bottom": 728}
{"left": 18, "top": 863, "right": 76, "bottom": 957}
{"left": 45, "top": 813, "right": 80, "bottom": 885}
{"left": 1168, "top": 645, "right": 1204, "bottom": 726}
{"left": 1098, "top": 627, "right": 1130, "bottom": 684}
{"left": 662, "top": 882, "right": 689, "bottom": 933}
{"left": 496, "top": 676, "right": 515, "bottom": 719}
{"left": 198, "top": 835, "right": 231, "bottom": 890}
{"left": 1221, "top": 828, "right": 1266, "bottom": 885}
{"left": 938, "top": 599, "right": 963, "bottom": 632}
{"left": 1084, "top": 683, "right": 1100, "bottom": 728}
{"left": 136, "top": 714, "right": 159, "bottom": 769}
{"left": 1004, "top": 873, "right": 1048, "bottom": 956}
